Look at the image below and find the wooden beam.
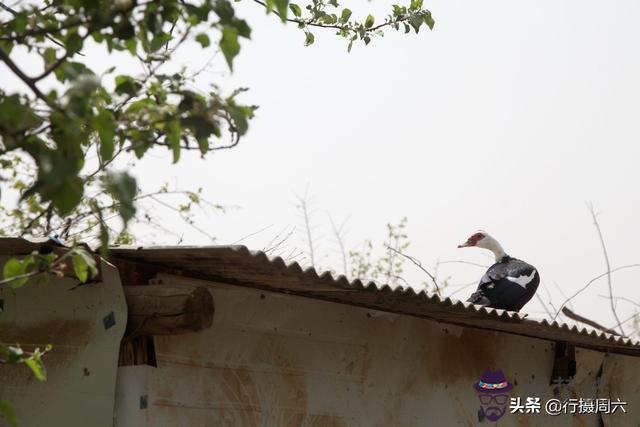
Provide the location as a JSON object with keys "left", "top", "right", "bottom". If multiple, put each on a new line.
{"left": 123, "top": 285, "right": 214, "bottom": 337}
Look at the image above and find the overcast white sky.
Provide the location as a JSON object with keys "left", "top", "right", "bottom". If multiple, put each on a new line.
{"left": 3, "top": 0, "right": 640, "bottom": 332}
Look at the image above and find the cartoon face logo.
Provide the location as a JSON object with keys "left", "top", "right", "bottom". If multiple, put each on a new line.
{"left": 474, "top": 369, "right": 513, "bottom": 422}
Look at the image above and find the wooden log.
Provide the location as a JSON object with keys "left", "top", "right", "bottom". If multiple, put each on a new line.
{"left": 123, "top": 285, "right": 214, "bottom": 336}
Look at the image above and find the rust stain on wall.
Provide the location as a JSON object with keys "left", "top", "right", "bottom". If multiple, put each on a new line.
{"left": 2, "top": 317, "right": 92, "bottom": 345}
{"left": 426, "top": 326, "right": 504, "bottom": 385}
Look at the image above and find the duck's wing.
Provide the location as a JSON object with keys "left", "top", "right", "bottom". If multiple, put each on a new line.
{"left": 466, "top": 259, "right": 539, "bottom": 311}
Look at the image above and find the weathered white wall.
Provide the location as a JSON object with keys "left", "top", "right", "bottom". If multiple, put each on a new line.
{"left": 115, "top": 274, "right": 639, "bottom": 427}
{"left": 0, "top": 258, "right": 127, "bottom": 427}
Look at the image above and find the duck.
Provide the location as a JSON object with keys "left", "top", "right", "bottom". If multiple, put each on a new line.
{"left": 458, "top": 230, "right": 539, "bottom": 312}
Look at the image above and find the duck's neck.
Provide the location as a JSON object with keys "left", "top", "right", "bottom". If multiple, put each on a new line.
{"left": 483, "top": 236, "right": 507, "bottom": 262}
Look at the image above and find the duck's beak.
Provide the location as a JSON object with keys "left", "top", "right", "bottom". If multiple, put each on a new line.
{"left": 458, "top": 240, "right": 472, "bottom": 248}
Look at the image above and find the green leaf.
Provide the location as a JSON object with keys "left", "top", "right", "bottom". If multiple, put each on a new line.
{"left": 66, "top": 32, "right": 84, "bottom": 54}
{"left": 125, "top": 38, "right": 137, "bottom": 55}
{"left": 149, "top": 32, "right": 172, "bottom": 52}
{"left": 195, "top": 33, "right": 210, "bottom": 48}
{"left": 91, "top": 110, "right": 116, "bottom": 162}
{"left": 53, "top": 61, "right": 92, "bottom": 83}
{"left": 4, "top": 346, "right": 23, "bottom": 363}
{"left": 0, "top": 94, "right": 42, "bottom": 135}
{"left": 220, "top": 26, "right": 240, "bottom": 70}
{"left": 115, "top": 75, "right": 141, "bottom": 96}
{"left": 273, "top": 0, "right": 289, "bottom": 21}
{"left": 3, "top": 258, "right": 27, "bottom": 288}
{"left": 0, "top": 400, "right": 17, "bottom": 427}
{"left": 50, "top": 176, "right": 84, "bottom": 215}
{"left": 43, "top": 48, "right": 57, "bottom": 68}
{"left": 410, "top": 14, "right": 423, "bottom": 33}
{"left": 197, "top": 137, "right": 209, "bottom": 154}
{"left": 289, "top": 3, "right": 302, "bottom": 17}
{"left": 23, "top": 352, "right": 46, "bottom": 381}
{"left": 71, "top": 248, "right": 97, "bottom": 282}
{"left": 265, "top": 0, "right": 274, "bottom": 13}
{"left": 72, "top": 253, "right": 89, "bottom": 282}
{"left": 104, "top": 172, "right": 137, "bottom": 224}
{"left": 340, "top": 8, "right": 352, "bottom": 23}
{"left": 364, "top": 14, "right": 375, "bottom": 28}
{"left": 166, "top": 120, "right": 182, "bottom": 163}
{"left": 423, "top": 12, "right": 435, "bottom": 30}
{"left": 304, "top": 31, "right": 314, "bottom": 47}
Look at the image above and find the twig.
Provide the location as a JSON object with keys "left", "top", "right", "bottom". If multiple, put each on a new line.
{"left": 535, "top": 293, "right": 554, "bottom": 318}
{"left": 295, "top": 188, "right": 316, "bottom": 267}
{"left": 436, "top": 260, "right": 490, "bottom": 268}
{"left": 0, "top": 1, "right": 76, "bottom": 52}
{"left": 611, "top": 311, "right": 640, "bottom": 331}
{"left": 596, "top": 295, "right": 640, "bottom": 309}
{"left": 553, "top": 264, "right": 640, "bottom": 321}
{"left": 446, "top": 280, "right": 478, "bottom": 297}
{"left": 0, "top": 47, "right": 56, "bottom": 109}
{"left": 231, "top": 224, "right": 273, "bottom": 245}
{"left": 328, "top": 214, "right": 349, "bottom": 276}
{"left": 0, "top": 248, "right": 75, "bottom": 286}
{"left": 385, "top": 245, "right": 441, "bottom": 296}
{"left": 588, "top": 204, "right": 625, "bottom": 336}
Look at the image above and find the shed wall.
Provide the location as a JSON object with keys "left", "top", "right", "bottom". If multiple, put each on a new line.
{"left": 115, "top": 275, "right": 639, "bottom": 426}
{"left": 0, "top": 257, "right": 127, "bottom": 427}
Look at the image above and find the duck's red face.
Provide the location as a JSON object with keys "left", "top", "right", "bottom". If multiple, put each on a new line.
{"left": 458, "top": 231, "right": 486, "bottom": 248}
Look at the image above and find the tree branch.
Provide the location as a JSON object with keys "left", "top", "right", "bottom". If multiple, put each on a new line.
{"left": 588, "top": 204, "right": 625, "bottom": 336}
{"left": 0, "top": 47, "right": 56, "bottom": 108}
{"left": 553, "top": 264, "right": 640, "bottom": 322}
{"left": 385, "top": 245, "right": 441, "bottom": 296}
{"left": 561, "top": 307, "right": 621, "bottom": 336}
{"left": 251, "top": 0, "right": 419, "bottom": 33}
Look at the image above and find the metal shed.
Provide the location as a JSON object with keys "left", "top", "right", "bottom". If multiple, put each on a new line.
{"left": 1, "top": 238, "right": 639, "bottom": 426}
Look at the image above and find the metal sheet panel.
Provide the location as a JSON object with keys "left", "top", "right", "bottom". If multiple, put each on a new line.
{"left": 0, "top": 257, "right": 127, "bottom": 427}
{"left": 109, "top": 245, "right": 640, "bottom": 357}
{"left": 114, "top": 275, "right": 640, "bottom": 426}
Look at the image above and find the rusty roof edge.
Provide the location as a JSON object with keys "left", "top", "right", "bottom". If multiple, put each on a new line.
{"left": 3, "top": 238, "right": 636, "bottom": 353}
{"left": 107, "top": 244, "right": 640, "bottom": 351}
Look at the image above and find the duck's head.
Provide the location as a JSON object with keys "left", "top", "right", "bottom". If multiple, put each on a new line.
{"left": 458, "top": 230, "right": 506, "bottom": 261}
{"left": 458, "top": 230, "right": 489, "bottom": 248}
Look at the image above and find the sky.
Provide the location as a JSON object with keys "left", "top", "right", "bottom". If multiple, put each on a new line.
{"left": 2, "top": 0, "right": 640, "bottom": 333}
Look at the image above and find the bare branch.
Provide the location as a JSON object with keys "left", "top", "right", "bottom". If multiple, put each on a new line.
{"left": 328, "top": 214, "right": 349, "bottom": 276}
{"left": 446, "top": 280, "right": 478, "bottom": 297}
{"left": 553, "top": 264, "right": 640, "bottom": 321}
{"left": 596, "top": 295, "right": 640, "bottom": 309}
{"left": 534, "top": 293, "right": 554, "bottom": 318}
{"left": 0, "top": 47, "right": 56, "bottom": 109}
{"left": 384, "top": 245, "right": 441, "bottom": 296}
{"left": 587, "top": 204, "right": 625, "bottom": 336}
{"left": 436, "top": 260, "right": 490, "bottom": 269}
{"left": 295, "top": 188, "right": 316, "bottom": 267}
{"left": 231, "top": 224, "right": 273, "bottom": 245}
{"left": 561, "top": 307, "right": 621, "bottom": 336}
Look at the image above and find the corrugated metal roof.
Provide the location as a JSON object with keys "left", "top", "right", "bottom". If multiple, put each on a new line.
{"left": 106, "top": 244, "right": 640, "bottom": 357}
{"left": 2, "top": 238, "right": 638, "bottom": 357}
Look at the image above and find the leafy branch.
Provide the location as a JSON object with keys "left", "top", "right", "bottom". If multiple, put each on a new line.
{"left": 254, "top": 0, "right": 434, "bottom": 50}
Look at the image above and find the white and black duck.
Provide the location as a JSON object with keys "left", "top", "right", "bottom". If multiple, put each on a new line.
{"left": 458, "top": 231, "right": 539, "bottom": 312}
